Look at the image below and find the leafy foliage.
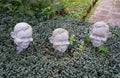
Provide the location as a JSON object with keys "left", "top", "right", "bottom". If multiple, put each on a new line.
{"left": 78, "top": 40, "right": 85, "bottom": 52}
{"left": 0, "top": 0, "right": 52, "bottom": 16}
{"left": 0, "top": 0, "right": 97, "bottom": 19}
{"left": 98, "top": 46, "right": 108, "bottom": 52}
{"left": 85, "top": 34, "right": 91, "bottom": 42}
{"left": 69, "top": 34, "right": 75, "bottom": 46}
{"left": 56, "top": 0, "right": 96, "bottom": 18}
{"left": 0, "top": 14, "right": 120, "bottom": 78}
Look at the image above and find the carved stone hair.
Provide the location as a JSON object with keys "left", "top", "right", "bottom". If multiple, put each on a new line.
{"left": 14, "top": 22, "right": 31, "bottom": 33}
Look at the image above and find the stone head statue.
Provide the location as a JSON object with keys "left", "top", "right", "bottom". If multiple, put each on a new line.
{"left": 89, "top": 21, "right": 111, "bottom": 47}
{"left": 11, "top": 22, "right": 33, "bottom": 54}
{"left": 49, "top": 28, "right": 69, "bottom": 53}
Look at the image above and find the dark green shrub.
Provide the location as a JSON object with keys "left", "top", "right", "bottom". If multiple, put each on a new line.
{"left": 0, "top": 0, "right": 52, "bottom": 16}
{"left": 0, "top": 0, "right": 98, "bottom": 19}
{"left": 0, "top": 14, "right": 120, "bottom": 78}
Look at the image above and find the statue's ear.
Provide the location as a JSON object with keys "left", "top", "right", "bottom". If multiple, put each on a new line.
{"left": 49, "top": 37, "right": 53, "bottom": 43}
{"left": 10, "top": 32, "right": 16, "bottom": 38}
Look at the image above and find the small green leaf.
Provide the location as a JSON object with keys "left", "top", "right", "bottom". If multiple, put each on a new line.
{"left": 85, "top": 34, "right": 90, "bottom": 42}
{"left": 78, "top": 41, "right": 84, "bottom": 52}
{"left": 4, "top": 4, "right": 12, "bottom": 8}
{"left": 98, "top": 46, "right": 107, "bottom": 52}
{"left": 69, "top": 34, "right": 75, "bottom": 45}
{"left": 18, "top": 5, "right": 24, "bottom": 12}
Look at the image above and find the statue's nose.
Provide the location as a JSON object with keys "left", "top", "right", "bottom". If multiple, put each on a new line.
{"left": 23, "top": 39, "right": 29, "bottom": 42}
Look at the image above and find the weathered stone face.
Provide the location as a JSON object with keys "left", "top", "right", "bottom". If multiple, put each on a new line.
{"left": 49, "top": 28, "right": 69, "bottom": 53}
{"left": 89, "top": 21, "right": 111, "bottom": 47}
{"left": 11, "top": 22, "right": 33, "bottom": 54}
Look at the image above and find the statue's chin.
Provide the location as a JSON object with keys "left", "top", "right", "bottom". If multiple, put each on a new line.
{"left": 91, "top": 40, "right": 104, "bottom": 47}
{"left": 55, "top": 46, "right": 68, "bottom": 53}
{"left": 92, "top": 41, "right": 104, "bottom": 47}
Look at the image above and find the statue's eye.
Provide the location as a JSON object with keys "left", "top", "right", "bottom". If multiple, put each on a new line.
{"left": 21, "top": 37, "right": 28, "bottom": 39}
{"left": 97, "top": 35, "right": 105, "bottom": 38}
{"left": 16, "top": 38, "right": 22, "bottom": 43}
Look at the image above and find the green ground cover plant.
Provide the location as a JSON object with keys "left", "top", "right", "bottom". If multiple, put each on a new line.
{"left": 0, "top": 14, "right": 120, "bottom": 78}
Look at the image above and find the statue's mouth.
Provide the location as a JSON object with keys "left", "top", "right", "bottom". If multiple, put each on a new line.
{"left": 19, "top": 43, "right": 29, "bottom": 48}
{"left": 92, "top": 40, "right": 104, "bottom": 47}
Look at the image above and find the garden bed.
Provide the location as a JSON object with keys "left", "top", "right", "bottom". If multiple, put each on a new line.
{"left": 0, "top": 0, "right": 99, "bottom": 20}
{"left": 0, "top": 15, "right": 120, "bottom": 78}
{"left": 53, "top": 0, "right": 98, "bottom": 19}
